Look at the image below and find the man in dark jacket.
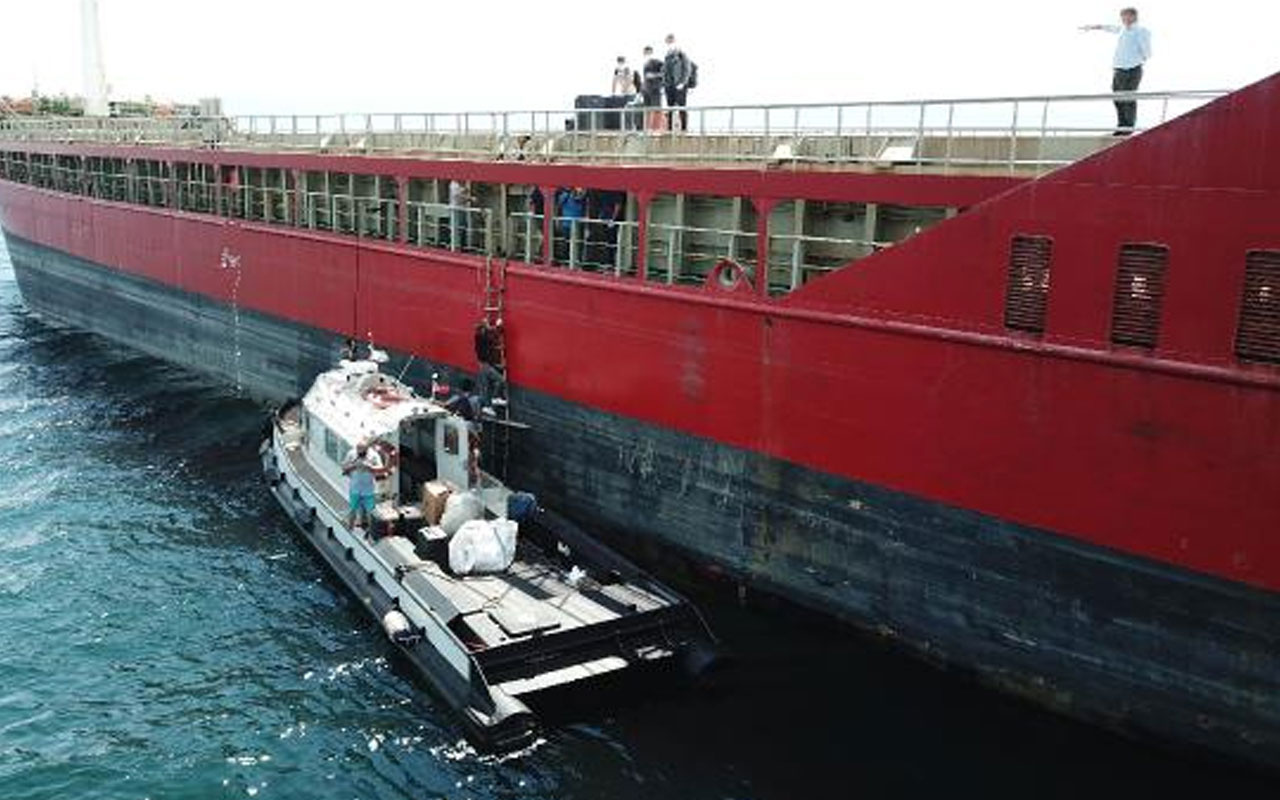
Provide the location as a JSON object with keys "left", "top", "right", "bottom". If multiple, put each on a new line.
{"left": 640, "top": 45, "right": 665, "bottom": 131}
{"left": 663, "top": 34, "right": 692, "bottom": 132}
{"left": 474, "top": 319, "right": 506, "bottom": 405}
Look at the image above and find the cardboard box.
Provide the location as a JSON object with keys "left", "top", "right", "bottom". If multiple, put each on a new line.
{"left": 422, "top": 480, "right": 451, "bottom": 526}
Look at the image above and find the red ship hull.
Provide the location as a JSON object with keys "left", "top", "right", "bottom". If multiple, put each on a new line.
{"left": 3, "top": 75, "right": 1279, "bottom": 766}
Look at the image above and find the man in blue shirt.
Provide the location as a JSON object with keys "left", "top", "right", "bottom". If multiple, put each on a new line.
{"left": 554, "top": 187, "right": 587, "bottom": 264}
{"left": 1083, "top": 7, "right": 1153, "bottom": 135}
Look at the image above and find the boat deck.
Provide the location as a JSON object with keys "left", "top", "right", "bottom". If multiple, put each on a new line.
{"left": 280, "top": 418, "right": 678, "bottom": 696}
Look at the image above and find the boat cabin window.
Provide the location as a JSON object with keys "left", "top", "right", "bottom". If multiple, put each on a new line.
{"left": 443, "top": 425, "right": 459, "bottom": 456}
{"left": 323, "top": 425, "right": 343, "bottom": 463}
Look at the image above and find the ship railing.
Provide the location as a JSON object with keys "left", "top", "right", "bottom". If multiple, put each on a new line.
{"left": 508, "top": 212, "right": 886, "bottom": 290}
{"left": 403, "top": 201, "right": 493, "bottom": 255}
{"left": 508, "top": 211, "right": 637, "bottom": 274}
{"left": 766, "top": 231, "right": 889, "bottom": 292}
{"left": 7, "top": 158, "right": 892, "bottom": 290}
{"left": 218, "top": 89, "right": 1225, "bottom": 172}
{"left": 644, "top": 221, "right": 758, "bottom": 286}
{"left": 0, "top": 89, "right": 1227, "bottom": 172}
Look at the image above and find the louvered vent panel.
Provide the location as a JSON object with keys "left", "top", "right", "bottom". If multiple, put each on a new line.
{"left": 1236, "top": 250, "right": 1280, "bottom": 365}
{"left": 1004, "top": 235, "right": 1053, "bottom": 334}
{"left": 1110, "top": 244, "right": 1169, "bottom": 349}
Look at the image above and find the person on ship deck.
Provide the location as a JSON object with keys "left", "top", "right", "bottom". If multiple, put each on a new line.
{"left": 611, "top": 56, "right": 635, "bottom": 97}
{"left": 663, "top": 34, "right": 695, "bottom": 132}
{"left": 554, "top": 187, "right": 588, "bottom": 264}
{"left": 640, "top": 45, "right": 665, "bottom": 131}
{"left": 1081, "top": 7, "right": 1152, "bottom": 135}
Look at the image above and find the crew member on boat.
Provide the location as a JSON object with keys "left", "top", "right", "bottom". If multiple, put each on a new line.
{"left": 342, "top": 439, "right": 384, "bottom": 531}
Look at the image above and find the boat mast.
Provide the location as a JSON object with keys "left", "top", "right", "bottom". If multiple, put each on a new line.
{"left": 81, "top": 0, "right": 109, "bottom": 117}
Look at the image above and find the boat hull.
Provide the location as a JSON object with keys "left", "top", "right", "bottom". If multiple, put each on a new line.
{"left": 7, "top": 230, "right": 1280, "bottom": 767}
{"left": 260, "top": 437, "right": 539, "bottom": 751}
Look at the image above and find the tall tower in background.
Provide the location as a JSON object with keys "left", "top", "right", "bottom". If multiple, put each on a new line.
{"left": 81, "top": 0, "right": 109, "bottom": 116}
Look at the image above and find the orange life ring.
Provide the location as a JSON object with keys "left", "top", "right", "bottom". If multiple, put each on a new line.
{"left": 706, "top": 258, "right": 755, "bottom": 294}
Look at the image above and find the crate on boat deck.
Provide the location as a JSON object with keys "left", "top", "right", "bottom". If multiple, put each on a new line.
{"left": 411, "top": 524, "right": 450, "bottom": 563}
{"left": 422, "top": 480, "right": 451, "bottom": 525}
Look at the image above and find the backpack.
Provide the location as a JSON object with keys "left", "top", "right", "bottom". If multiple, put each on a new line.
{"left": 686, "top": 60, "right": 699, "bottom": 89}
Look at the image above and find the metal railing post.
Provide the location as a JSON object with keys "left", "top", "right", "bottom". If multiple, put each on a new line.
{"left": 944, "top": 103, "right": 955, "bottom": 172}
{"left": 1008, "top": 100, "right": 1020, "bottom": 173}
{"left": 790, "top": 235, "right": 803, "bottom": 291}
{"left": 666, "top": 226, "right": 677, "bottom": 284}
{"left": 1037, "top": 99, "right": 1052, "bottom": 175}
{"left": 569, "top": 218, "right": 579, "bottom": 268}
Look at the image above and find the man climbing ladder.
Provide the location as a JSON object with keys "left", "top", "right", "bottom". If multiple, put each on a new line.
{"left": 474, "top": 316, "right": 506, "bottom": 408}
{"left": 475, "top": 255, "right": 519, "bottom": 478}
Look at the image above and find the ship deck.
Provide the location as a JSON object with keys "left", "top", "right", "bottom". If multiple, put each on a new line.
{"left": 0, "top": 88, "right": 1226, "bottom": 176}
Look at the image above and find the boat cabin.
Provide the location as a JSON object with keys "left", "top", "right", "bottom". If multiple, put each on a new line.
{"left": 287, "top": 357, "right": 510, "bottom": 523}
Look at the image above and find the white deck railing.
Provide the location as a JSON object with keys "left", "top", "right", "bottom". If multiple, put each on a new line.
{"left": 0, "top": 89, "right": 1228, "bottom": 171}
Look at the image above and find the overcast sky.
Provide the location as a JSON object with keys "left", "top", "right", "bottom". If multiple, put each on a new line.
{"left": 2, "top": 1, "right": 1277, "bottom": 114}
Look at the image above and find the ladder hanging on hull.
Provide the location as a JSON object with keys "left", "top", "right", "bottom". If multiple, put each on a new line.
{"left": 479, "top": 255, "right": 515, "bottom": 479}
{"left": 482, "top": 254, "right": 507, "bottom": 326}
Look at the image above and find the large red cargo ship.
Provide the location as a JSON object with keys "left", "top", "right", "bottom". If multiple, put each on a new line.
{"left": 1, "top": 78, "right": 1277, "bottom": 766}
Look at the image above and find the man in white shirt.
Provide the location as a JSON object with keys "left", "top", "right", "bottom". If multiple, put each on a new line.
{"left": 1082, "top": 7, "right": 1153, "bottom": 135}
{"left": 611, "top": 56, "right": 634, "bottom": 97}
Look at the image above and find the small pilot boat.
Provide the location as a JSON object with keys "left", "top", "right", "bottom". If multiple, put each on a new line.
{"left": 261, "top": 351, "right": 717, "bottom": 750}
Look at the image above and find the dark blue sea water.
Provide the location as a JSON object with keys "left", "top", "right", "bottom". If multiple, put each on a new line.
{"left": 0, "top": 238, "right": 1274, "bottom": 799}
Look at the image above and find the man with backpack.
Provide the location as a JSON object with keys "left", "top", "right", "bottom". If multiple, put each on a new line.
{"left": 663, "top": 34, "right": 697, "bottom": 132}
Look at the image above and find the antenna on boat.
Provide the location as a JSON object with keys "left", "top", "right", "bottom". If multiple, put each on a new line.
{"left": 396, "top": 355, "right": 415, "bottom": 382}
{"left": 81, "top": 0, "right": 109, "bottom": 117}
